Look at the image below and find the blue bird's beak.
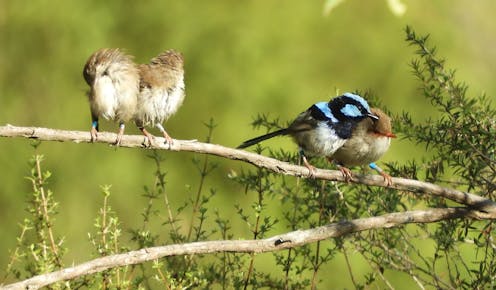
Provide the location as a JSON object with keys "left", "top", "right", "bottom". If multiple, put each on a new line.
{"left": 368, "top": 113, "right": 379, "bottom": 120}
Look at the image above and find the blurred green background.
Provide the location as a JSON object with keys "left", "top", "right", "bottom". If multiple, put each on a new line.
{"left": 1, "top": 0, "right": 495, "bottom": 287}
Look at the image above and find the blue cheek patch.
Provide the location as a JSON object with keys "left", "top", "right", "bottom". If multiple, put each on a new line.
{"left": 340, "top": 104, "right": 363, "bottom": 117}
{"left": 314, "top": 102, "right": 338, "bottom": 122}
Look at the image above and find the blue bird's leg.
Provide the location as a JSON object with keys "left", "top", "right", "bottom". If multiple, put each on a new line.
{"left": 156, "top": 123, "right": 173, "bottom": 144}
{"left": 299, "top": 149, "right": 316, "bottom": 177}
{"left": 369, "top": 163, "right": 393, "bottom": 186}
{"left": 115, "top": 122, "right": 125, "bottom": 146}
{"left": 326, "top": 157, "right": 353, "bottom": 182}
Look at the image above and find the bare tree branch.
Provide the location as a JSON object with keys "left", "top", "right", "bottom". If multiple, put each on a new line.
{"left": 2, "top": 207, "right": 492, "bottom": 289}
{"left": 1, "top": 124, "right": 495, "bottom": 212}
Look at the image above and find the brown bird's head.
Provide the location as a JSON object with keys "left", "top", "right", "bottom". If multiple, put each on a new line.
{"left": 369, "top": 108, "right": 396, "bottom": 138}
{"left": 150, "top": 49, "right": 184, "bottom": 71}
{"left": 83, "top": 48, "right": 137, "bottom": 86}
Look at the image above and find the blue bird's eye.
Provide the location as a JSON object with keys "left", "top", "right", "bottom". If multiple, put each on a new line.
{"left": 342, "top": 92, "right": 371, "bottom": 113}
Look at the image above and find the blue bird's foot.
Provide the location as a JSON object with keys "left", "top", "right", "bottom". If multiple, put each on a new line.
{"left": 301, "top": 155, "right": 316, "bottom": 178}
{"left": 369, "top": 163, "right": 393, "bottom": 186}
{"left": 338, "top": 166, "right": 353, "bottom": 182}
{"left": 380, "top": 172, "right": 393, "bottom": 186}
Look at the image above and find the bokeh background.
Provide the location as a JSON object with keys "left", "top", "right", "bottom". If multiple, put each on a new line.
{"left": 1, "top": 0, "right": 495, "bottom": 287}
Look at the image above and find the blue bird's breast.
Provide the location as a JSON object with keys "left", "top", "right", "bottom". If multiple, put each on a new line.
{"left": 291, "top": 122, "right": 347, "bottom": 157}
{"left": 332, "top": 121, "right": 354, "bottom": 139}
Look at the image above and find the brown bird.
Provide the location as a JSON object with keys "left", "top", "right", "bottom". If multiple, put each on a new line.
{"left": 329, "top": 108, "right": 396, "bottom": 185}
{"left": 83, "top": 48, "right": 140, "bottom": 145}
{"left": 135, "top": 49, "right": 185, "bottom": 145}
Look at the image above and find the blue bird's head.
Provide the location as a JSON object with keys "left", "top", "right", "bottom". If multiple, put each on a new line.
{"left": 328, "top": 93, "right": 378, "bottom": 122}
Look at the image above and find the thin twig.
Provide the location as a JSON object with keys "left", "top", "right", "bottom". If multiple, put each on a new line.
{"left": 33, "top": 155, "right": 61, "bottom": 266}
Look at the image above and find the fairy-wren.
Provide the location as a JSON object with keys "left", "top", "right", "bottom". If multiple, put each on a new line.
{"left": 83, "top": 48, "right": 140, "bottom": 145}
{"left": 134, "top": 49, "right": 185, "bottom": 145}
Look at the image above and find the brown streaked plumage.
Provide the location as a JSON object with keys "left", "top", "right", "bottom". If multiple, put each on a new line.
{"left": 83, "top": 48, "right": 140, "bottom": 145}
{"left": 135, "top": 49, "right": 185, "bottom": 145}
{"left": 329, "top": 108, "right": 396, "bottom": 185}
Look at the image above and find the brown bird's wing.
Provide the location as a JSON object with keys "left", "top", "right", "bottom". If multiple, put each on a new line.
{"left": 139, "top": 50, "right": 184, "bottom": 94}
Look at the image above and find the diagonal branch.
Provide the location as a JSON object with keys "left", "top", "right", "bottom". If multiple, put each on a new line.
{"left": 2, "top": 207, "right": 493, "bottom": 290}
{"left": 1, "top": 124, "right": 495, "bottom": 213}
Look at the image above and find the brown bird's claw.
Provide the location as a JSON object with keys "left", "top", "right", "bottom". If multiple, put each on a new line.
{"left": 380, "top": 172, "right": 393, "bottom": 186}
{"left": 139, "top": 127, "right": 157, "bottom": 147}
{"left": 90, "top": 127, "right": 98, "bottom": 142}
{"left": 145, "top": 136, "right": 156, "bottom": 147}
{"left": 114, "top": 126, "right": 126, "bottom": 146}
{"left": 162, "top": 131, "right": 174, "bottom": 146}
{"left": 114, "top": 133, "right": 123, "bottom": 146}
{"left": 339, "top": 166, "right": 353, "bottom": 182}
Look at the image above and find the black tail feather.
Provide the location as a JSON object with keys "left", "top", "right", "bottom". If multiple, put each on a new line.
{"left": 237, "top": 128, "right": 288, "bottom": 149}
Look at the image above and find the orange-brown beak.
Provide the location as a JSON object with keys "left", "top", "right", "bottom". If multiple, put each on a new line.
{"left": 373, "top": 132, "right": 397, "bottom": 138}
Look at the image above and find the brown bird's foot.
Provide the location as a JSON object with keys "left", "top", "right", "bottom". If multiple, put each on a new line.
{"left": 162, "top": 131, "right": 174, "bottom": 145}
{"left": 115, "top": 132, "right": 123, "bottom": 146}
{"left": 139, "top": 127, "right": 156, "bottom": 147}
{"left": 90, "top": 127, "right": 98, "bottom": 142}
{"left": 380, "top": 172, "right": 393, "bottom": 186}
{"left": 156, "top": 124, "right": 173, "bottom": 145}
{"left": 114, "top": 124, "right": 125, "bottom": 146}
{"left": 338, "top": 166, "right": 353, "bottom": 182}
{"left": 302, "top": 155, "right": 316, "bottom": 178}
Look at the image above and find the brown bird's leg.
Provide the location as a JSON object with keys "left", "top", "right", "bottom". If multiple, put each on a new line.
{"left": 139, "top": 127, "right": 155, "bottom": 147}
{"left": 115, "top": 122, "right": 125, "bottom": 146}
{"left": 156, "top": 123, "right": 174, "bottom": 145}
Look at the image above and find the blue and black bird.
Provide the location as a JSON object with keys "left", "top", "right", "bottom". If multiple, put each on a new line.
{"left": 238, "top": 93, "right": 378, "bottom": 175}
